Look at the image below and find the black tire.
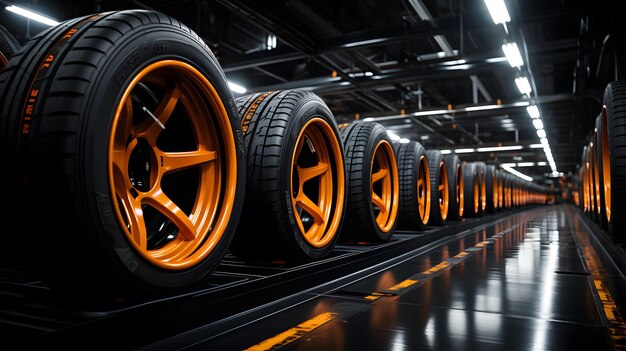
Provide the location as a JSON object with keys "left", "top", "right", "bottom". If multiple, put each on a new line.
{"left": 425, "top": 150, "right": 449, "bottom": 226}
{"left": 463, "top": 162, "right": 479, "bottom": 217}
{"left": 443, "top": 154, "right": 463, "bottom": 220}
{"left": 474, "top": 161, "right": 487, "bottom": 215}
{"left": 485, "top": 165, "right": 497, "bottom": 213}
{"left": 594, "top": 114, "right": 608, "bottom": 229}
{"left": 395, "top": 140, "right": 431, "bottom": 231}
{"left": 230, "top": 90, "right": 346, "bottom": 261}
{"left": 339, "top": 121, "right": 399, "bottom": 242}
{"left": 0, "top": 24, "right": 20, "bottom": 70}
{"left": 602, "top": 80, "right": 626, "bottom": 243}
{"left": 0, "top": 10, "right": 247, "bottom": 299}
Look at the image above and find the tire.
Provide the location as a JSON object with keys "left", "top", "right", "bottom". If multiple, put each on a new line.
{"left": 229, "top": 90, "right": 346, "bottom": 260}
{"left": 588, "top": 137, "right": 599, "bottom": 222}
{"left": 484, "top": 165, "right": 497, "bottom": 213}
{"left": 339, "top": 121, "right": 399, "bottom": 242}
{"left": 443, "top": 154, "right": 463, "bottom": 220}
{"left": 496, "top": 168, "right": 504, "bottom": 210}
{"left": 395, "top": 140, "right": 431, "bottom": 230}
{"left": 474, "top": 161, "right": 487, "bottom": 215}
{"left": 0, "top": 10, "right": 247, "bottom": 299}
{"left": 425, "top": 150, "right": 449, "bottom": 226}
{"left": 462, "top": 162, "right": 479, "bottom": 217}
{"left": 594, "top": 114, "right": 608, "bottom": 229}
{"left": 602, "top": 80, "right": 626, "bottom": 243}
{"left": 0, "top": 24, "right": 20, "bottom": 71}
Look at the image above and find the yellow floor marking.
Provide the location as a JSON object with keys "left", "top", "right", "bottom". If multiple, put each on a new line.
{"left": 245, "top": 312, "right": 338, "bottom": 351}
{"left": 424, "top": 262, "right": 450, "bottom": 274}
{"left": 388, "top": 279, "right": 419, "bottom": 291}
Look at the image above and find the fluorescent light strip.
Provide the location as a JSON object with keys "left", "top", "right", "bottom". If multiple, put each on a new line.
{"left": 529, "top": 143, "right": 543, "bottom": 148}
{"left": 537, "top": 129, "right": 546, "bottom": 138}
{"left": 440, "top": 150, "right": 452, "bottom": 155}
{"left": 517, "top": 162, "right": 535, "bottom": 167}
{"left": 476, "top": 145, "right": 523, "bottom": 152}
{"left": 526, "top": 105, "right": 540, "bottom": 118}
{"left": 465, "top": 104, "right": 500, "bottom": 112}
{"left": 454, "top": 148, "right": 475, "bottom": 154}
{"left": 5, "top": 5, "right": 60, "bottom": 26}
{"left": 537, "top": 162, "right": 547, "bottom": 166}
{"left": 228, "top": 81, "right": 247, "bottom": 94}
{"left": 532, "top": 119, "right": 543, "bottom": 129}
{"left": 502, "top": 43, "right": 524, "bottom": 68}
{"left": 484, "top": 0, "right": 511, "bottom": 24}
{"left": 502, "top": 165, "right": 533, "bottom": 182}
{"left": 515, "top": 77, "right": 532, "bottom": 95}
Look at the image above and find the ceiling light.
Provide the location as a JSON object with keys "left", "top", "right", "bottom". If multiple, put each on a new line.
{"left": 502, "top": 43, "right": 524, "bottom": 68}
{"left": 529, "top": 143, "right": 543, "bottom": 148}
{"left": 266, "top": 34, "right": 277, "bottom": 50}
{"left": 501, "top": 163, "right": 516, "bottom": 167}
{"left": 476, "top": 145, "right": 523, "bottom": 152}
{"left": 5, "top": 5, "right": 60, "bottom": 26}
{"left": 502, "top": 165, "right": 533, "bottom": 181}
{"left": 455, "top": 148, "right": 475, "bottom": 154}
{"left": 465, "top": 104, "right": 500, "bottom": 112}
{"left": 515, "top": 77, "right": 532, "bottom": 95}
{"left": 532, "top": 119, "right": 543, "bottom": 129}
{"left": 536, "top": 129, "right": 546, "bottom": 138}
{"left": 526, "top": 105, "right": 540, "bottom": 118}
{"left": 537, "top": 161, "right": 547, "bottom": 166}
{"left": 440, "top": 150, "right": 452, "bottom": 154}
{"left": 517, "top": 162, "right": 535, "bottom": 167}
{"left": 228, "top": 81, "right": 247, "bottom": 94}
{"left": 484, "top": 0, "right": 511, "bottom": 24}
{"left": 540, "top": 137, "right": 549, "bottom": 145}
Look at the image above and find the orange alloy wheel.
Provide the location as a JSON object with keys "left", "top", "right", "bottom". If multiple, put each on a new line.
{"left": 109, "top": 60, "right": 238, "bottom": 270}
{"left": 371, "top": 140, "right": 399, "bottom": 232}
{"left": 457, "top": 164, "right": 465, "bottom": 217}
{"left": 473, "top": 175, "right": 479, "bottom": 215}
{"left": 438, "top": 160, "right": 449, "bottom": 221}
{"left": 291, "top": 118, "right": 345, "bottom": 248}
{"left": 418, "top": 155, "right": 431, "bottom": 224}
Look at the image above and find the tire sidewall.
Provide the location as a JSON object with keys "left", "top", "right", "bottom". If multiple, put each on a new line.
{"left": 278, "top": 96, "right": 345, "bottom": 258}
{"left": 81, "top": 26, "right": 245, "bottom": 289}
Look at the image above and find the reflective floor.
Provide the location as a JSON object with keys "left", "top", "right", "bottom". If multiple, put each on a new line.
{"left": 195, "top": 205, "right": 626, "bottom": 350}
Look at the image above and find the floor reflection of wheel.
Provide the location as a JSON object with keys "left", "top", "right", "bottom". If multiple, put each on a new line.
{"left": 230, "top": 90, "right": 346, "bottom": 260}
{"left": 425, "top": 150, "right": 449, "bottom": 226}
{"left": 0, "top": 10, "right": 246, "bottom": 299}
{"left": 395, "top": 140, "right": 430, "bottom": 230}
{"left": 602, "top": 80, "right": 626, "bottom": 243}
{"left": 443, "top": 154, "right": 463, "bottom": 220}
{"left": 339, "top": 121, "right": 399, "bottom": 243}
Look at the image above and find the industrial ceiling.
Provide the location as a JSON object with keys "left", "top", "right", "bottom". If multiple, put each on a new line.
{"left": 0, "top": 0, "right": 622, "bottom": 184}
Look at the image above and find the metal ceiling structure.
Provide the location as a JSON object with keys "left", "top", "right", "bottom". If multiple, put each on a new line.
{"left": 0, "top": 0, "right": 622, "bottom": 184}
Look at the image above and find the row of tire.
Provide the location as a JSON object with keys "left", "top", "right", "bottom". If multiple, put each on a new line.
{"left": 0, "top": 10, "right": 552, "bottom": 300}
{"left": 571, "top": 80, "right": 626, "bottom": 245}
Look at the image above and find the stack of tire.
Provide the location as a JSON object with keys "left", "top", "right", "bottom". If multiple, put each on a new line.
{"left": 573, "top": 80, "right": 625, "bottom": 245}
{"left": 0, "top": 10, "right": 554, "bottom": 301}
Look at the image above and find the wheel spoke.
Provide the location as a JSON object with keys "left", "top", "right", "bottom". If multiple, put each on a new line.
{"left": 372, "top": 192, "right": 386, "bottom": 210}
{"left": 136, "top": 82, "right": 181, "bottom": 140}
{"left": 418, "top": 178, "right": 423, "bottom": 188}
{"left": 145, "top": 188, "right": 197, "bottom": 241}
{"left": 160, "top": 149, "right": 217, "bottom": 173}
{"left": 372, "top": 168, "right": 388, "bottom": 183}
{"left": 298, "top": 162, "right": 329, "bottom": 183}
{"left": 112, "top": 164, "right": 148, "bottom": 249}
{"left": 296, "top": 193, "right": 324, "bottom": 224}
